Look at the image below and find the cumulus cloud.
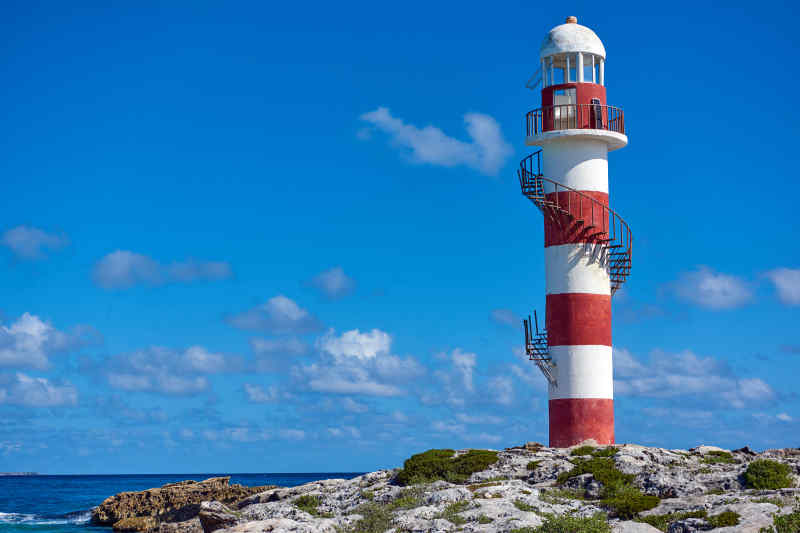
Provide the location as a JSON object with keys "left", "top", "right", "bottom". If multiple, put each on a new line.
{"left": 614, "top": 347, "right": 775, "bottom": 408}
{"left": 294, "top": 328, "right": 424, "bottom": 397}
{"left": 227, "top": 295, "right": 322, "bottom": 333}
{"left": 250, "top": 337, "right": 309, "bottom": 372}
{"left": 777, "top": 413, "right": 793, "bottom": 422}
{"left": 359, "top": 107, "right": 513, "bottom": 176}
{"left": 0, "top": 373, "right": 78, "bottom": 407}
{"left": 92, "top": 251, "right": 232, "bottom": 289}
{"left": 243, "top": 383, "right": 293, "bottom": 403}
{"left": 426, "top": 349, "right": 478, "bottom": 406}
{"left": 487, "top": 376, "right": 514, "bottom": 405}
{"left": 327, "top": 426, "right": 361, "bottom": 439}
{"left": 342, "top": 397, "right": 368, "bottom": 413}
{"left": 0, "top": 313, "right": 97, "bottom": 370}
{"left": 455, "top": 413, "right": 504, "bottom": 425}
{"left": 309, "top": 266, "right": 355, "bottom": 299}
{"left": 104, "top": 345, "right": 240, "bottom": 396}
{"left": 1, "top": 226, "right": 68, "bottom": 260}
{"left": 765, "top": 268, "right": 800, "bottom": 305}
{"left": 670, "top": 267, "right": 752, "bottom": 309}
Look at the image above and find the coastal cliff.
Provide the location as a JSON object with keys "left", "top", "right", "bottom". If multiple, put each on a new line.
{"left": 92, "top": 442, "right": 800, "bottom": 533}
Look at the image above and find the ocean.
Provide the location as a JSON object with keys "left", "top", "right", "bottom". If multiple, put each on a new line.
{"left": 0, "top": 473, "right": 363, "bottom": 533}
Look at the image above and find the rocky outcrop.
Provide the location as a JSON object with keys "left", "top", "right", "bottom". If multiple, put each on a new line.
{"left": 91, "top": 476, "right": 274, "bottom": 531}
{"left": 94, "top": 444, "right": 800, "bottom": 532}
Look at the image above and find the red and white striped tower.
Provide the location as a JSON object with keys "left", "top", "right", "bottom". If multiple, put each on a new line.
{"left": 518, "top": 17, "right": 632, "bottom": 448}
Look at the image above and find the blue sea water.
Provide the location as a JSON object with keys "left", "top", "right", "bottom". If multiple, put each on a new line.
{"left": 0, "top": 473, "right": 363, "bottom": 533}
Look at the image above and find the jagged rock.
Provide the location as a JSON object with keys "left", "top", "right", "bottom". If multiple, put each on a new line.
{"left": 563, "top": 473, "right": 602, "bottom": 498}
{"left": 198, "top": 501, "right": 242, "bottom": 533}
{"left": 159, "top": 518, "right": 202, "bottom": 533}
{"left": 92, "top": 477, "right": 275, "bottom": 528}
{"left": 667, "top": 517, "right": 708, "bottom": 533}
{"left": 113, "top": 516, "right": 160, "bottom": 532}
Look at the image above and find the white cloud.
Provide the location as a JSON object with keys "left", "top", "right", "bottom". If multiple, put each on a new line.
{"left": 476, "top": 433, "right": 502, "bottom": 443}
{"left": 104, "top": 345, "right": 239, "bottom": 396}
{"left": 671, "top": 267, "right": 752, "bottom": 310}
{"left": 455, "top": 413, "right": 504, "bottom": 425}
{"left": 243, "top": 383, "right": 284, "bottom": 403}
{"left": 765, "top": 268, "right": 800, "bottom": 305}
{"left": 0, "top": 313, "right": 95, "bottom": 370}
{"left": 427, "top": 348, "right": 478, "bottom": 406}
{"left": 317, "top": 328, "right": 391, "bottom": 361}
{"left": 327, "top": 426, "right": 361, "bottom": 439}
{"left": 295, "top": 328, "right": 423, "bottom": 397}
{"left": 92, "top": 250, "right": 232, "bottom": 289}
{"left": 487, "top": 376, "right": 514, "bottom": 405}
{"left": 227, "top": 295, "right": 321, "bottom": 333}
{"left": 614, "top": 347, "right": 775, "bottom": 408}
{"left": 250, "top": 337, "right": 309, "bottom": 372}
{"left": 310, "top": 266, "right": 355, "bottom": 299}
{"left": 359, "top": 107, "right": 512, "bottom": 176}
{"left": 432, "top": 421, "right": 466, "bottom": 434}
{"left": 0, "top": 373, "right": 78, "bottom": 407}
{"left": 342, "top": 397, "right": 368, "bottom": 413}
{"left": 490, "top": 309, "right": 518, "bottom": 327}
{"left": 777, "top": 413, "right": 793, "bottom": 422}
{"left": 1, "top": 226, "right": 68, "bottom": 260}
{"left": 280, "top": 429, "right": 306, "bottom": 440}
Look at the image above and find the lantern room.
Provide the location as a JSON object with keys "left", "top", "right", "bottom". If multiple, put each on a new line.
{"left": 526, "top": 16, "right": 625, "bottom": 146}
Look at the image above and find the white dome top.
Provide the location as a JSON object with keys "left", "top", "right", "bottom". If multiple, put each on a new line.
{"left": 540, "top": 18, "right": 606, "bottom": 60}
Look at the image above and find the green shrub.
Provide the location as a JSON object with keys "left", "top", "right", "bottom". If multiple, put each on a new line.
{"left": 294, "top": 494, "right": 332, "bottom": 517}
{"left": 514, "top": 499, "right": 537, "bottom": 512}
{"left": 510, "top": 512, "right": 611, "bottom": 533}
{"left": 539, "top": 488, "right": 585, "bottom": 504}
{"left": 705, "top": 488, "right": 725, "bottom": 495}
{"left": 386, "top": 487, "right": 423, "bottom": 511}
{"left": 360, "top": 490, "right": 374, "bottom": 501}
{"left": 571, "top": 445, "right": 597, "bottom": 456}
{"left": 635, "top": 510, "right": 708, "bottom": 532}
{"left": 760, "top": 505, "right": 800, "bottom": 533}
{"left": 434, "top": 501, "right": 470, "bottom": 525}
{"left": 702, "top": 451, "right": 736, "bottom": 465}
{"left": 394, "top": 449, "right": 499, "bottom": 485}
{"left": 707, "top": 510, "right": 740, "bottom": 528}
{"left": 527, "top": 460, "right": 542, "bottom": 470}
{"left": 478, "top": 514, "right": 493, "bottom": 524}
{"left": 557, "top": 457, "right": 634, "bottom": 487}
{"left": 591, "top": 447, "right": 619, "bottom": 458}
{"left": 744, "top": 459, "right": 794, "bottom": 490}
{"left": 600, "top": 482, "right": 660, "bottom": 519}
{"left": 341, "top": 502, "right": 392, "bottom": 533}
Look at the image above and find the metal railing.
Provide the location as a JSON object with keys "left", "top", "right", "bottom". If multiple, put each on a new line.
{"left": 526, "top": 104, "right": 625, "bottom": 137}
{"left": 517, "top": 151, "right": 633, "bottom": 294}
{"left": 523, "top": 311, "right": 555, "bottom": 386}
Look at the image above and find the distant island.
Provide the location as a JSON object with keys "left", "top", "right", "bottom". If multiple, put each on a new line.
{"left": 0, "top": 472, "right": 39, "bottom": 476}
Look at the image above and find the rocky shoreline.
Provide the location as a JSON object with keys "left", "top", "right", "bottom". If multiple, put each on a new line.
{"left": 91, "top": 442, "right": 800, "bottom": 533}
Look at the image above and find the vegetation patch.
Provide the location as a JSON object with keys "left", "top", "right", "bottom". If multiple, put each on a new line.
{"left": 360, "top": 490, "right": 374, "bottom": 501}
{"left": 513, "top": 499, "right": 538, "bottom": 512}
{"left": 477, "top": 514, "right": 493, "bottom": 524}
{"left": 591, "top": 447, "right": 619, "bottom": 458}
{"left": 704, "top": 488, "right": 725, "bottom": 495}
{"left": 571, "top": 445, "right": 597, "bottom": 456}
{"left": 510, "top": 512, "right": 611, "bottom": 533}
{"left": 753, "top": 496, "right": 785, "bottom": 506}
{"left": 635, "top": 509, "right": 707, "bottom": 532}
{"left": 395, "top": 449, "right": 499, "bottom": 485}
{"left": 386, "top": 487, "right": 423, "bottom": 511}
{"left": 759, "top": 505, "right": 800, "bottom": 533}
{"left": 707, "top": 510, "right": 740, "bottom": 528}
{"left": 539, "top": 488, "right": 586, "bottom": 504}
{"left": 527, "top": 460, "right": 542, "bottom": 470}
{"left": 744, "top": 459, "right": 794, "bottom": 490}
{"left": 294, "top": 494, "right": 333, "bottom": 517}
{"left": 433, "top": 500, "right": 470, "bottom": 526}
{"left": 701, "top": 451, "right": 736, "bottom": 465}
{"left": 339, "top": 502, "right": 392, "bottom": 533}
{"left": 557, "top": 456, "right": 659, "bottom": 519}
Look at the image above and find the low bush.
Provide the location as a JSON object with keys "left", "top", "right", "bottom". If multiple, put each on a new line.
{"left": 477, "top": 514, "right": 493, "bottom": 524}
{"left": 394, "top": 448, "right": 499, "bottom": 485}
{"left": 513, "top": 499, "right": 537, "bottom": 512}
{"left": 571, "top": 445, "right": 597, "bottom": 456}
{"left": 527, "top": 460, "right": 541, "bottom": 470}
{"left": 707, "top": 510, "right": 740, "bottom": 528}
{"left": 510, "top": 512, "right": 611, "bottom": 533}
{"left": 386, "top": 487, "right": 423, "bottom": 511}
{"left": 759, "top": 505, "right": 800, "bottom": 533}
{"left": 434, "top": 500, "right": 470, "bottom": 525}
{"left": 600, "top": 481, "right": 660, "bottom": 519}
{"left": 591, "top": 447, "right": 619, "bottom": 458}
{"left": 701, "top": 451, "right": 736, "bottom": 465}
{"left": 539, "top": 488, "right": 585, "bottom": 504}
{"left": 294, "top": 494, "right": 332, "bottom": 517}
{"left": 744, "top": 459, "right": 794, "bottom": 490}
{"left": 341, "top": 502, "right": 392, "bottom": 533}
{"left": 557, "top": 457, "right": 633, "bottom": 487}
{"left": 635, "top": 509, "right": 708, "bottom": 532}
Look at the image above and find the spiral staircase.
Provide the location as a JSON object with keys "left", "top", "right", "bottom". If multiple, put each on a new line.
{"left": 517, "top": 150, "right": 633, "bottom": 385}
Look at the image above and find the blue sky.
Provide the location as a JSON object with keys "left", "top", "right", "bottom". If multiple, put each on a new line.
{"left": 1, "top": 1, "right": 799, "bottom": 474}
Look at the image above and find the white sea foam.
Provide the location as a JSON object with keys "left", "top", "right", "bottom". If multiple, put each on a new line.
{"left": 0, "top": 509, "right": 92, "bottom": 524}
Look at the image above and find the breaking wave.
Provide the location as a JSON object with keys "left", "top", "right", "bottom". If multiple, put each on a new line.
{"left": 0, "top": 509, "right": 92, "bottom": 525}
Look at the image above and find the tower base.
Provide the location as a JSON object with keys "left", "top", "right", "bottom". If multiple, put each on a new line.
{"left": 549, "top": 398, "right": 614, "bottom": 447}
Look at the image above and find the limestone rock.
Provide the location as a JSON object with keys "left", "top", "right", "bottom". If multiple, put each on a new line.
{"left": 613, "top": 521, "right": 663, "bottom": 533}
{"left": 198, "top": 501, "right": 242, "bottom": 533}
{"left": 113, "top": 516, "right": 160, "bottom": 532}
{"left": 92, "top": 477, "right": 274, "bottom": 527}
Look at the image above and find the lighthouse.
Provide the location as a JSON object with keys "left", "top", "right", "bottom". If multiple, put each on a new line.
{"left": 518, "top": 17, "right": 632, "bottom": 448}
